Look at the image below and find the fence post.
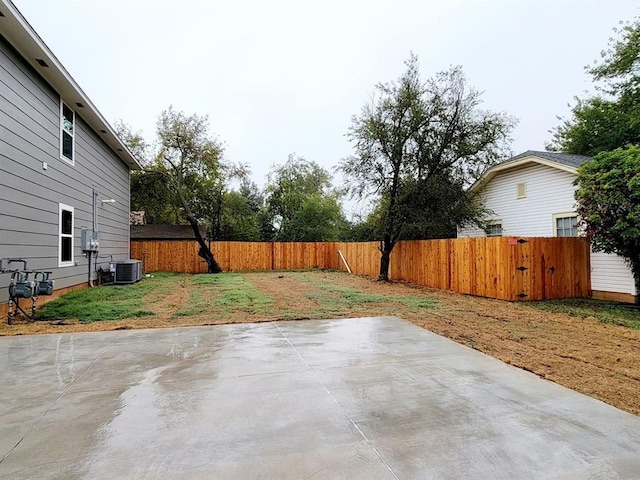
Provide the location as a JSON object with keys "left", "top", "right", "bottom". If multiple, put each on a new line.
{"left": 271, "top": 242, "right": 275, "bottom": 271}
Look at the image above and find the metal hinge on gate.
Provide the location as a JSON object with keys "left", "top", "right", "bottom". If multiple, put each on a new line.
{"left": 517, "top": 238, "right": 528, "bottom": 244}
{"left": 517, "top": 293, "right": 528, "bottom": 299}
{"left": 517, "top": 266, "right": 528, "bottom": 271}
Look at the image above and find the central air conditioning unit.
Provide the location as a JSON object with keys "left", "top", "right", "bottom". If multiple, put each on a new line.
{"left": 110, "top": 260, "right": 142, "bottom": 284}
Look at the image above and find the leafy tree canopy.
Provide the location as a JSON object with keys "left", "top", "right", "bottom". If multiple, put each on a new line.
{"left": 119, "top": 107, "right": 226, "bottom": 272}
{"left": 216, "top": 180, "right": 272, "bottom": 242}
{"left": 550, "top": 17, "right": 640, "bottom": 155}
{"left": 266, "top": 154, "right": 346, "bottom": 241}
{"left": 340, "top": 54, "right": 515, "bottom": 280}
{"left": 550, "top": 97, "right": 640, "bottom": 157}
{"left": 575, "top": 146, "right": 640, "bottom": 300}
{"left": 589, "top": 18, "right": 640, "bottom": 101}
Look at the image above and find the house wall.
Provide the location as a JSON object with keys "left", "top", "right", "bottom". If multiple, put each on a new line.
{"left": 0, "top": 34, "right": 130, "bottom": 305}
{"left": 590, "top": 253, "right": 637, "bottom": 300}
{"left": 459, "top": 163, "right": 578, "bottom": 237}
{"left": 458, "top": 163, "right": 637, "bottom": 299}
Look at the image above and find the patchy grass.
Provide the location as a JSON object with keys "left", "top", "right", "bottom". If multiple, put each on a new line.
{"left": 173, "top": 273, "right": 273, "bottom": 317}
{"left": 173, "top": 287, "right": 208, "bottom": 318}
{"left": 316, "top": 283, "right": 436, "bottom": 310}
{"left": 304, "top": 276, "right": 436, "bottom": 312}
{"left": 36, "top": 273, "right": 179, "bottom": 322}
{"left": 526, "top": 298, "right": 640, "bottom": 329}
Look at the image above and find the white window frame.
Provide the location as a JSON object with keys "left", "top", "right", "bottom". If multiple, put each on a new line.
{"left": 60, "top": 99, "right": 75, "bottom": 165}
{"left": 58, "top": 203, "right": 75, "bottom": 267}
{"left": 552, "top": 212, "right": 579, "bottom": 237}
{"left": 486, "top": 220, "right": 503, "bottom": 237}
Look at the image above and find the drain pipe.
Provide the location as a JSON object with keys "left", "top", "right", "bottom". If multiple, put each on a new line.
{"left": 89, "top": 188, "right": 98, "bottom": 287}
{"left": 88, "top": 251, "right": 93, "bottom": 287}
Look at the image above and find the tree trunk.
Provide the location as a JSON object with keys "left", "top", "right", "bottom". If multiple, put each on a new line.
{"left": 378, "top": 166, "right": 401, "bottom": 282}
{"left": 174, "top": 180, "right": 222, "bottom": 274}
{"left": 378, "top": 236, "right": 393, "bottom": 281}
{"left": 189, "top": 218, "right": 222, "bottom": 273}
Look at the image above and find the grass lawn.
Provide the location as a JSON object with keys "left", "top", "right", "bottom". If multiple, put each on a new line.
{"left": 526, "top": 298, "right": 640, "bottom": 330}
{"left": 36, "top": 272, "right": 175, "bottom": 322}
{"left": 33, "top": 271, "right": 437, "bottom": 325}
{"left": 2, "top": 270, "right": 639, "bottom": 416}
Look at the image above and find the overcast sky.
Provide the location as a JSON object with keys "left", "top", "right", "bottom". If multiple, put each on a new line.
{"left": 12, "top": 0, "right": 640, "bottom": 215}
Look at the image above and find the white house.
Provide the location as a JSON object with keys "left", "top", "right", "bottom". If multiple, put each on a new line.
{"left": 458, "top": 150, "right": 637, "bottom": 303}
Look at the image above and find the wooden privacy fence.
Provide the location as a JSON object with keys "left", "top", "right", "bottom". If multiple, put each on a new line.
{"left": 130, "top": 237, "right": 591, "bottom": 301}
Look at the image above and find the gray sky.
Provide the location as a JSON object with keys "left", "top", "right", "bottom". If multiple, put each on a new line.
{"left": 13, "top": 0, "right": 640, "bottom": 215}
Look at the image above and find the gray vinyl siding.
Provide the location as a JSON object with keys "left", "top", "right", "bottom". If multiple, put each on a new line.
{"left": 0, "top": 34, "right": 131, "bottom": 304}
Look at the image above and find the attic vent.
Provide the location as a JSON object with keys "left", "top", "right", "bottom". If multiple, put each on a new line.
{"left": 516, "top": 182, "right": 527, "bottom": 199}
{"left": 35, "top": 58, "right": 49, "bottom": 67}
{"left": 75, "top": 102, "right": 85, "bottom": 108}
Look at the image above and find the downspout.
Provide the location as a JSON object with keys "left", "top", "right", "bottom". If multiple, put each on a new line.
{"left": 89, "top": 187, "right": 98, "bottom": 287}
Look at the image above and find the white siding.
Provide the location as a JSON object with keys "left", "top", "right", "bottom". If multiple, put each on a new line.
{"left": 459, "top": 163, "right": 577, "bottom": 237}
{"left": 459, "top": 162, "right": 637, "bottom": 297}
{"left": 591, "top": 252, "right": 637, "bottom": 296}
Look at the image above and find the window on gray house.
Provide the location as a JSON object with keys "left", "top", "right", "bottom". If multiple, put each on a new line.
{"left": 556, "top": 216, "right": 578, "bottom": 237}
{"left": 59, "top": 204, "right": 74, "bottom": 266}
{"left": 61, "top": 101, "right": 75, "bottom": 163}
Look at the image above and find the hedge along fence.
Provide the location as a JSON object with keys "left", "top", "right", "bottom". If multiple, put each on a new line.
{"left": 130, "top": 237, "right": 591, "bottom": 301}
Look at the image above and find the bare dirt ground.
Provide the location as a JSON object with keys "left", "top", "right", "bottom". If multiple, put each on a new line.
{"left": 2, "top": 270, "right": 639, "bottom": 415}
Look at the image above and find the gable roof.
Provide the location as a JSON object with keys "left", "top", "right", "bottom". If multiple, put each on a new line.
{"left": 469, "top": 150, "right": 592, "bottom": 193}
{"left": 507, "top": 150, "right": 591, "bottom": 169}
{"left": 0, "top": 0, "right": 141, "bottom": 170}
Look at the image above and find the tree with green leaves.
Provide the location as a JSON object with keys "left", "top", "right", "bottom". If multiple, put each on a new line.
{"left": 122, "top": 108, "right": 226, "bottom": 272}
{"left": 130, "top": 170, "right": 181, "bottom": 224}
{"left": 575, "top": 146, "right": 640, "bottom": 302}
{"left": 115, "top": 120, "right": 181, "bottom": 224}
{"left": 341, "top": 55, "right": 515, "bottom": 280}
{"left": 216, "top": 180, "right": 269, "bottom": 241}
{"left": 266, "top": 154, "right": 346, "bottom": 241}
{"left": 155, "top": 107, "right": 226, "bottom": 272}
{"left": 550, "top": 17, "right": 640, "bottom": 155}
{"left": 343, "top": 210, "right": 382, "bottom": 242}
{"left": 189, "top": 162, "right": 249, "bottom": 242}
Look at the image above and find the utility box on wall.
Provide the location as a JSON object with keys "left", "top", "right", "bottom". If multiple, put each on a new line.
{"left": 81, "top": 229, "right": 99, "bottom": 252}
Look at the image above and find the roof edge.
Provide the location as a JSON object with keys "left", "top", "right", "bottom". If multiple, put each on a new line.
{"left": 469, "top": 154, "right": 579, "bottom": 194}
{"left": 0, "top": 0, "right": 142, "bottom": 170}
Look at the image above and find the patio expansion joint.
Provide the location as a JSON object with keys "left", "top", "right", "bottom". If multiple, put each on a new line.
{"left": 0, "top": 337, "right": 116, "bottom": 465}
{"left": 273, "top": 324, "right": 401, "bottom": 480}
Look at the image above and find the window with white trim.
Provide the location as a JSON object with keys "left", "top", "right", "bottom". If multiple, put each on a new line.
{"left": 59, "top": 204, "right": 74, "bottom": 266}
{"left": 486, "top": 222, "right": 503, "bottom": 237}
{"left": 60, "top": 100, "right": 75, "bottom": 164}
{"left": 554, "top": 215, "right": 578, "bottom": 237}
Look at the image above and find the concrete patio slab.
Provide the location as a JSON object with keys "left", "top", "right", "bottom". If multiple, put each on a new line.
{"left": 0, "top": 317, "right": 639, "bottom": 479}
